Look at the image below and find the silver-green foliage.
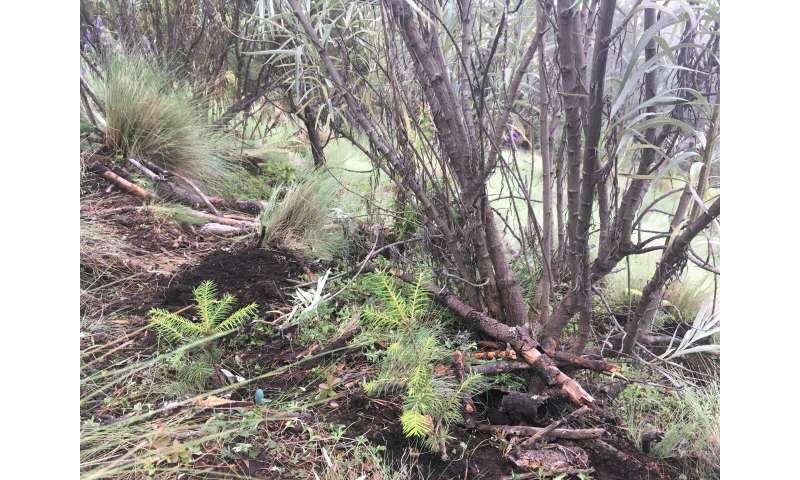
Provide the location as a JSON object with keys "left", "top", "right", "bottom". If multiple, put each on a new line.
{"left": 358, "top": 271, "right": 486, "bottom": 451}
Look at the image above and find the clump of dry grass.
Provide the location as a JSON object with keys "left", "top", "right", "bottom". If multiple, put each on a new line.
{"left": 259, "top": 171, "right": 347, "bottom": 260}
{"left": 93, "top": 52, "right": 233, "bottom": 188}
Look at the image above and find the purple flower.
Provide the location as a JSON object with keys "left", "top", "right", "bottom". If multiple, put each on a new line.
{"left": 142, "top": 35, "right": 152, "bottom": 52}
{"left": 511, "top": 130, "right": 521, "bottom": 142}
{"left": 95, "top": 17, "right": 104, "bottom": 31}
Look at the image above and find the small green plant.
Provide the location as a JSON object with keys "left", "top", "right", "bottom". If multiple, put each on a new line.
{"left": 357, "top": 271, "right": 486, "bottom": 454}
{"left": 148, "top": 280, "right": 258, "bottom": 344}
{"left": 659, "top": 299, "right": 720, "bottom": 360}
{"left": 148, "top": 280, "right": 258, "bottom": 392}
{"left": 80, "top": 120, "right": 95, "bottom": 139}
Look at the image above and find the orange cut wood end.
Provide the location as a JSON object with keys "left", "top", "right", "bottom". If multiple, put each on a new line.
{"left": 522, "top": 348, "right": 542, "bottom": 364}
{"left": 560, "top": 379, "right": 596, "bottom": 407}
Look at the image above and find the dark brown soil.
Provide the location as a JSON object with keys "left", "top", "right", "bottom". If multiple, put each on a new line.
{"left": 160, "top": 247, "right": 307, "bottom": 309}
{"left": 322, "top": 390, "right": 513, "bottom": 480}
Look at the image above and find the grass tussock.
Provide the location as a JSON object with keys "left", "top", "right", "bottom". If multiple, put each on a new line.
{"left": 93, "top": 52, "right": 233, "bottom": 187}
{"left": 617, "top": 370, "right": 719, "bottom": 479}
{"left": 259, "top": 171, "right": 348, "bottom": 260}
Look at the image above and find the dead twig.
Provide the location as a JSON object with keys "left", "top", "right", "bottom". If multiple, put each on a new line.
{"left": 517, "top": 405, "right": 592, "bottom": 449}
{"left": 476, "top": 423, "right": 604, "bottom": 440}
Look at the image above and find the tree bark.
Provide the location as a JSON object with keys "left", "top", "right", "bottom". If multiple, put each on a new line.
{"left": 301, "top": 105, "right": 326, "bottom": 167}
{"left": 485, "top": 206, "right": 529, "bottom": 326}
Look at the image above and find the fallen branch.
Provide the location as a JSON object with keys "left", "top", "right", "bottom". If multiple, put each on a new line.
{"left": 170, "top": 172, "right": 221, "bottom": 216}
{"left": 92, "top": 155, "right": 263, "bottom": 215}
{"left": 187, "top": 210, "right": 257, "bottom": 228}
{"left": 208, "top": 197, "right": 263, "bottom": 215}
{"left": 88, "top": 165, "right": 258, "bottom": 231}
{"left": 517, "top": 405, "right": 592, "bottom": 449}
{"left": 476, "top": 423, "right": 604, "bottom": 440}
{"left": 468, "top": 361, "right": 531, "bottom": 375}
{"left": 89, "top": 162, "right": 155, "bottom": 200}
{"left": 364, "top": 263, "right": 595, "bottom": 407}
{"left": 553, "top": 352, "right": 620, "bottom": 373}
{"left": 199, "top": 223, "right": 247, "bottom": 236}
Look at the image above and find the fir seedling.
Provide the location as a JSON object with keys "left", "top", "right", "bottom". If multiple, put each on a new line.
{"left": 358, "top": 271, "right": 486, "bottom": 453}
{"left": 148, "top": 280, "right": 258, "bottom": 393}
{"left": 148, "top": 280, "right": 258, "bottom": 344}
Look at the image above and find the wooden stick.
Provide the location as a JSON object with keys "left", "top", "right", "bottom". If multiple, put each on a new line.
{"left": 185, "top": 209, "right": 257, "bottom": 228}
{"left": 199, "top": 223, "right": 247, "bottom": 236}
{"left": 468, "top": 361, "right": 531, "bottom": 375}
{"left": 517, "top": 405, "right": 592, "bottom": 449}
{"left": 89, "top": 162, "right": 155, "bottom": 200}
{"left": 127, "top": 158, "right": 160, "bottom": 181}
{"left": 171, "top": 172, "right": 221, "bottom": 216}
{"left": 476, "top": 423, "right": 604, "bottom": 440}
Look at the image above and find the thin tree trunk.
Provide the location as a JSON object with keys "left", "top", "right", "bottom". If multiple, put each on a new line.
{"left": 475, "top": 212, "right": 506, "bottom": 321}
{"left": 537, "top": 0, "right": 554, "bottom": 329}
{"left": 302, "top": 106, "right": 326, "bottom": 167}
{"left": 623, "top": 199, "right": 720, "bottom": 353}
{"left": 688, "top": 103, "right": 720, "bottom": 221}
{"left": 640, "top": 102, "right": 719, "bottom": 331}
{"left": 555, "top": 131, "right": 567, "bottom": 274}
{"left": 546, "top": 0, "right": 616, "bottom": 354}
{"left": 485, "top": 205, "right": 529, "bottom": 326}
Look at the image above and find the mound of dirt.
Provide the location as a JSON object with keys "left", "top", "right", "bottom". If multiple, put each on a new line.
{"left": 160, "top": 247, "right": 307, "bottom": 308}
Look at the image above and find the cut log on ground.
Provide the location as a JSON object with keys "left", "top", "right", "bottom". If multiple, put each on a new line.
{"left": 466, "top": 355, "right": 618, "bottom": 375}
{"left": 89, "top": 162, "right": 155, "bottom": 200}
{"left": 363, "top": 263, "right": 596, "bottom": 407}
{"left": 468, "top": 361, "right": 531, "bottom": 375}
